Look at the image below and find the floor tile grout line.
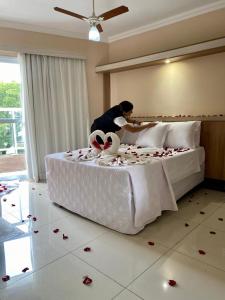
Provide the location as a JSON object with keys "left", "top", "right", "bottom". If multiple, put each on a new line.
{"left": 0, "top": 251, "right": 71, "bottom": 290}
{"left": 71, "top": 252, "right": 126, "bottom": 289}
{"left": 65, "top": 230, "right": 111, "bottom": 253}
{"left": 200, "top": 223, "right": 225, "bottom": 233}
{"left": 168, "top": 201, "right": 225, "bottom": 249}
{"left": 111, "top": 288, "right": 144, "bottom": 300}
{"left": 174, "top": 249, "right": 225, "bottom": 274}
{"left": 123, "top": 246, "right": 172, "bottom": 290}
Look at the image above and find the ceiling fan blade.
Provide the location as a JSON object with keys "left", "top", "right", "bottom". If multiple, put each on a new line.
{"left": 54, "top": 7, "right": 87, "bottom": 20}
{"left": 96, "top": 24, "right": 103, "bottom": 33}
{"left": 98, "top": 6, "right": 129, "bottom": 21}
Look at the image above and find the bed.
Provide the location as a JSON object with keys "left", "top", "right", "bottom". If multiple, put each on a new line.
{"left": 45, "top": 143, "right": 205, "bottom": 234}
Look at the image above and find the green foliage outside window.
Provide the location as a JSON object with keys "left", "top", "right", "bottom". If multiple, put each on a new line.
{"left": 0, "top": 82, "right": 21, "bottom": 150}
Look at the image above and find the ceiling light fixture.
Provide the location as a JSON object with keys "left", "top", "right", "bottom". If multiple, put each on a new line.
{"left": 89, "top": 24, "right": 100, "bottom": 41}
{"left": 165, "top": 59, "right": 171, "bottom": 64}
{"left": 54, "top": 0, "right": 129, "bottom": 42}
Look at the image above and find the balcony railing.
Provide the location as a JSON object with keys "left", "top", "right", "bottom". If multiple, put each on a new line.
{"left": 0, "top": 107, "right": 25, "bottom": 155}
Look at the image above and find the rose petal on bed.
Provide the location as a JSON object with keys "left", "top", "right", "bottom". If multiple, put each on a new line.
{"left": 27, "top": 214, "right": 32, "bottom": 218}
{"left": 33, "top": 230, "right": 39, "bottom": 234}
{"left": 84, "top": 247, "right": 91, "bottom": 252}
{"left": 185, "top": 223, "right": 189, "bottom": 227}
{"left": 11, "top": 204, "right": 16, "bottom": 207}
{"left": 22, "top": 267, "right": 29, "bottom": 273}
{"left": 210, "top": 231, "right": 216, "bottom": 235}
{"left": 168, "top": 279, "right": 177, "bottom": 287}
{"left": 200, "top": 211, "right": 205, "bottom": 215}
{"left": 83, "top": 276, "right": 93, "bottom": 286}
{"left": 218, "top": 218, "right": 223, "bottom": 221}
{"left": 148, "top": 241, "right": 155, "bottom": 246}
{"left": 63, "top": 234, "right": 68, "bottom": 240}
{"left": 2, "top": 198, "right": 7, "bottom": 202}
{"left": 198, "top": 249, "right": 206, "bottom": 255}
{"left": 53, "top": 228, "right": 59, "bottom": 233}
{"left": 4, "top": 187, "right": 7, "bottom": 190}
{"left": 32, "top": 217, "right": 37, "bottom": 221}
{"left": 2, "top": 275, "right": 10, "bottom": 282}
{"left": 22, "top": 220, "right": 25, "bottom": 223}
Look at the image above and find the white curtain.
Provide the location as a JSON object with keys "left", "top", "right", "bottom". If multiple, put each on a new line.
{"left": 19, "top": 54, "right": 90, "bottom": 181}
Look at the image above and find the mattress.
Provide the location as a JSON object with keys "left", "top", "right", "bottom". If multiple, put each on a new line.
{"left": 45, "top": 147, "right": 205, "bottom": 234}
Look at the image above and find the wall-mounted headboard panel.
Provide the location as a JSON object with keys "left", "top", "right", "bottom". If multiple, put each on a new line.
{"left": 133, "top": 117, "right": 225, "bottom": 181}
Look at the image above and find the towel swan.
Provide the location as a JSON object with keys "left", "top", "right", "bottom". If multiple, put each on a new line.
{"left": 89, "top": 130, "right": 120, "bottom": 155}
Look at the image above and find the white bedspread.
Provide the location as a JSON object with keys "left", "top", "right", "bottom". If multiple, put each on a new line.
{"left": 45, "top": 147, "right": 204, "bottom": 234}
{"left": 126, "top": 161, "right": 177, "bottom": 228}
{"left": 156, "top": 148, "right": 203, "bottom": 184}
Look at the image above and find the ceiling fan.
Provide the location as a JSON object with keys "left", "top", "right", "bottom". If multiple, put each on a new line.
{"left": 54, "top": 0, "right": 129, "bottom": 41}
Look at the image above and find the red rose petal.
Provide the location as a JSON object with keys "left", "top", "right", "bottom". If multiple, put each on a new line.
{"left": 210, "top": 231, "right": 216, "bottom": 235}
{"left": 11, "top": 204, "right": 16, "bottom": 207}
{"left": 4, "top": 187, "right": 7, "bottom": 190}
{"left": 198, "top": 249, "right": 206, "bottom": 255}
{"left": 22, "top": 267, "right": 29, "bottom": 273}
{"left": 200, "top": 211, "right": 205, "bottom": 215}
{"left": 33, "top": 230, "right": 39, "bottom": 234}
{"left": 2, "top": 198, "right": 7, "bottom": 202}
{"left": 218, "top": 218, "right": 223, "bottom": 221}
{"left": 185, "top": 223, "right": 189, "bottom": 227}
{"left": 148, "top": 241, "right": 155, "bottom": 246}
{"left": 27, "top": 214, "right": 32, "bottom": 218}
{"left": 2, "top": 275, "right": 10, "bottom": 282}
{"left": 32, "top": 217, "right": 37, "bottom": 221}
{"left": 84, "top": 247, "right": 91, "bottom": 252}
{"left": 53, "top": 228, "right": 59, "bottom": 233}
{"left": 63, "top": 234, "right": 68, "bottom": 240}
{"left": 83, "top": 276, "right": 92, "bottom": 286}
{"left": 168, "top": 279, "right": 177, "bottom": 287}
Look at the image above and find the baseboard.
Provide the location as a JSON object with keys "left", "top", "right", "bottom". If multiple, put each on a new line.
{"left": 202, "top": 178, "right": 225, "bottom": 192}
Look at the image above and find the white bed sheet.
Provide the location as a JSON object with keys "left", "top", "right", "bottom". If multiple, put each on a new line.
{"left": 45, "top": 147, "right": 204, "bottom": 234}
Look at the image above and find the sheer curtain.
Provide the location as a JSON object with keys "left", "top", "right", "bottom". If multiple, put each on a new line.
{"left": 19, "top": 54, "right": 90, "bottom": 181}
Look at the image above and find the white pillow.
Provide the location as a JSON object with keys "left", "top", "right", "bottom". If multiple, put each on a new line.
{"left": 164, "top": 121, "right": 201, "bottom": 149}
{"left": 120, "top": 128, "right": 140, "bottom": 145}
{"left": 136, "top": 123, "right": 169, "bottom": 148}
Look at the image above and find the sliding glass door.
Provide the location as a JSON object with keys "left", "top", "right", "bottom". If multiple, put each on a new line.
{"left": 0, "top": 56, "right": 26, "bottom": 178}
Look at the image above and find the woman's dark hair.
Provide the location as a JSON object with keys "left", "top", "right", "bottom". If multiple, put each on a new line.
{"left": 119, "top": 101, "right": 133, "bottom": 113}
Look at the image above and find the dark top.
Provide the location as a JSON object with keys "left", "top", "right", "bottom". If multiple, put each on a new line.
{"left": 91, "top": 105, "right": 124, "bottom": 133}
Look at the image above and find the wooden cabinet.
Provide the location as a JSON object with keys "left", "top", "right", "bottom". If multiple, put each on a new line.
{"left": 201, "top": 121, "right": 225, "bottom": 180}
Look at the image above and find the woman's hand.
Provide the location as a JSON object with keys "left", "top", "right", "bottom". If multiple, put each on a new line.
{"left": 133, "top": 120, "right": 141, "bottom": 125}
{"left": 147, "top": 122, "right": 157, "bottom": 128}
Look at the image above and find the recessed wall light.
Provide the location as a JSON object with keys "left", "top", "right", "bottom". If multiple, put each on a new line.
{"left": 165, "top": 59, "right": 171, "bottom": 64}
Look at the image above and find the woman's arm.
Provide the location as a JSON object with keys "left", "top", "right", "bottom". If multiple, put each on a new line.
{"left": 123, "top": 122, "right": 157, "bottom": 133}
{"left": 125, "top": 118, "right": 141, "bottom": 125}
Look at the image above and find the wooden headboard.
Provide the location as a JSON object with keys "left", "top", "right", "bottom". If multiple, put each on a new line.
{"left": 201, "top": 121, "right": 225, "bottom": 180}
{"left": 134, "top": 117, "right": 225, "bottom": 181}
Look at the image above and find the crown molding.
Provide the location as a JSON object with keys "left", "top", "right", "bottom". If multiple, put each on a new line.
{"left": 0, "top": 20, "right": 108, "bottom": 43}
{"left": 108, "top": 0, "right": 225, "bottom": 43}
{"left": 96, "top": 37, "right": 225, "bottom": 73}
{"left": 0, "top": 1, "right": 225, "bottom": 44}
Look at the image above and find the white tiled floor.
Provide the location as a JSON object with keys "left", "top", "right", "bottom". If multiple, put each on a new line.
{"left": 0, "top": 182, "right": 225, "bottom": 300}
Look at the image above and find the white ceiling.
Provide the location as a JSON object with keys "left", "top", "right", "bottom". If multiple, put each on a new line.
{"left": 0, "top": 0, "right": 225, "bottom": 42}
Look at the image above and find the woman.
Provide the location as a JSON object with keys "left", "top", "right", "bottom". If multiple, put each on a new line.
{"left": 91, "top": 101, "right": 156, "bottom": 134}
